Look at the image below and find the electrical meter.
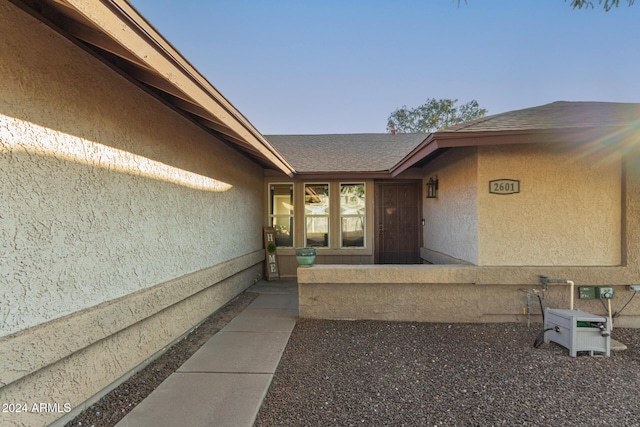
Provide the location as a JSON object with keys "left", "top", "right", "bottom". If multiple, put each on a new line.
{"left": 596, "top": 287, "right": 614, "bottom": 299}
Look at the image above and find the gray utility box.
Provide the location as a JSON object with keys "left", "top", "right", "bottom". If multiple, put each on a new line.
{"left": 544, "top": 308, "right": 610, "bottom": 357}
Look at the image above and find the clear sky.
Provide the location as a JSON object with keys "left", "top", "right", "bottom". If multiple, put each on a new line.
{"left": 129, "top": 0, "right": 640, "bottom": 134}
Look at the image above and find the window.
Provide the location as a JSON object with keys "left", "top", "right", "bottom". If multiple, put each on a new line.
{"left": 304, "top": 183, "right": 329, "bottom": 247}
{"left": 269, "top": 183, "right": 294, "bottom": 247}
{"left": 269, "top": 181, "right": 369, "bottom": 251}
{"left": 340, "top": 183, "right": 365, "bottom": 248}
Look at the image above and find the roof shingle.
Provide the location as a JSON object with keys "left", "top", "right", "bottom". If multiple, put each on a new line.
{"left": 442, "top": 101, "right": 640, "bottom": 133}
{"left": 266, "top": 133, "right": 429, "bottom": 173}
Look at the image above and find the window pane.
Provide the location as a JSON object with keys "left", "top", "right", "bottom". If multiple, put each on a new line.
{"left": 304, "top": 184, "right": 329, "bottom": 248}
{"left": 306, "top": 217, "right": 329, "bottom": 247}
{"left": 272, "top": 216, "right": 293, "bottom": 247}
{"left": 340, "top": 183, "right": 365, "bottom": 248}
{"left": 269, "top": 183, "right": 294, "bottom": 247}
{"left": 340, "top": 184, "right": 365, "bottom": 215}
{"left": 305, "top": 184, "right": 329, "bottom": 215}
{"left": 342, "top": 217, "right": 365, "bottom": 247}
{"left": 271, "top": 184, "right": 293, "bottom": 215}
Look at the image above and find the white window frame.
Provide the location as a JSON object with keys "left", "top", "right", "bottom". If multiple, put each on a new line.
{"left": 268, "top": 183, "right": 294, "bottom": 248}
{"left": 339, "top": 182, "right": 366, "bottom": 248}
{"left": 304, "top": 182, "right": 330, "bottom": 248}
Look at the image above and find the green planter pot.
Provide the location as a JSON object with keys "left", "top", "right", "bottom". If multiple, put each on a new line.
{"left": 296, "top": 247, "right": 316, "bottom": 267}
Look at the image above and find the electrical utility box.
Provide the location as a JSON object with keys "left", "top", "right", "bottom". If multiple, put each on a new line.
{"left": 578, "top": 287, "right": 596, "bottom": 299}
{"left": 544, "top": 308, "right": 610, "bottom": 357}
{"left": 579, "top": 286, "right": 615, "bottom": 299}
{"left": 596, "top": 287, "right": 614, "bottom": 299}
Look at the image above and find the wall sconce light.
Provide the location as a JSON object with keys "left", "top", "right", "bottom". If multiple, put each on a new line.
{"left": 426, "top": 176, "right": 438, "bottom": 198}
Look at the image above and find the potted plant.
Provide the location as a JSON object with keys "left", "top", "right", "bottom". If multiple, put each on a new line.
{"left": 295, "top": 247, "right": 316, "bottom": 267}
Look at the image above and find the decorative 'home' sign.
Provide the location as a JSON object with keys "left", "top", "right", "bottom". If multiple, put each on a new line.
{"left": 489, "top": 179, "right": 520, "bottom": 195}
{"left": 263, "top": 227, "right": 280, "bottom": 280}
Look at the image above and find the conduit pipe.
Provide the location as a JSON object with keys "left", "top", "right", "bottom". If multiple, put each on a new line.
{"left": 538, "top": 276, "right": 575, "bottom": 310}
{"left": 608, "top": 299, "right": 614, "bottom": 331}
{"left": 567, "top": 280, "right": 575, "bottom": 310}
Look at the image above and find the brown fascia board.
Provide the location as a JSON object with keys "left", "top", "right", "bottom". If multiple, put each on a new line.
{"left": 292, "top": 171, "right": 394, "bottom": 180}
{"left": 390, "top": 126, "right": 632, "bottom": 176}
{"left": 52, "top": 0, "right": 294, "bottom": 176}
{"left": 389, "top": 133, "right": 436, "bottom": 177}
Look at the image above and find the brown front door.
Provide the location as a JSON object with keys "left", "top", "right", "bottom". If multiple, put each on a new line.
{"left": 375, "top": 181, "right": 421, "bottom": 264}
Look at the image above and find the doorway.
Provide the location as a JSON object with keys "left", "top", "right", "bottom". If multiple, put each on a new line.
{"left": 374, "top": 181, "right": 422, "bottom": 264}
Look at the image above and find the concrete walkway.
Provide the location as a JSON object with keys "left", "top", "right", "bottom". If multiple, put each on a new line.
{"left": 115, "top": 279, "right": 298, "bottom": 427}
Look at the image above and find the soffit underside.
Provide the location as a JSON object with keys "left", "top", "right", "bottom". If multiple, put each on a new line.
{"left": 11, "top": 0, "right": 294, "bottom": 175}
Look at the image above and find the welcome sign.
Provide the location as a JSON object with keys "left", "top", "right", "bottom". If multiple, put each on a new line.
{"left": 263, "top": 227, "right": 280, "bottom": 280}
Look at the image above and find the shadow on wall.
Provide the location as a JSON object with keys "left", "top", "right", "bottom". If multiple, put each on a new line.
{"left": 0, "top": 2, "right": 250, "bottom": 192}
{"left": 1, "top": 117, "right": 232, "bottom": 193}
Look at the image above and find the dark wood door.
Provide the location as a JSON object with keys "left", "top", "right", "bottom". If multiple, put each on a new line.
{"left": 375, "top": 181, "right": 421, "bottom": 264}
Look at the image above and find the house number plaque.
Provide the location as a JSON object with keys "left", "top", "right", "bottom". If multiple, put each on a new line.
{"left": 489, "top": 179, "right": 520, "bottom": 195}
{"left": 263, "top": 227, "right": 280, "bottom": 281}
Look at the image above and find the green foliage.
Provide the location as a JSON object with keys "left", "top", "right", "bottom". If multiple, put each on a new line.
{"left": 567, "top": 0, "right": 635, "bottom": 10}
{"left": 387, "top": 98, "right": 487, "bottom": 133}
{"left": 456, "top": 0, "right": 634, "bottom": 11}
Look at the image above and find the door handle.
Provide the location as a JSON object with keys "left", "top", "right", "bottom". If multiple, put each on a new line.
{"left": 378, "top": 224, "right": 384, "bottom": 234}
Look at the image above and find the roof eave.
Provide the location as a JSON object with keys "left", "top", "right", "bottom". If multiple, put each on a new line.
{"left": 16, "top": 0, "right": 295, "bottom": 176}
{"left": 390, "top": 126, "right": 635, "bottom": 176}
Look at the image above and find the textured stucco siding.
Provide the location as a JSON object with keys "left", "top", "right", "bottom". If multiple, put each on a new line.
{"left": 0, "top": 4, "right": 264, "bottom": 426}
{"left": 298, "top": 261, "right": 640, "bottom": 327}
{"left": 298, "top": 277, "right": 640, "bottom": 325}
{"left": 0, "top": 260, "right": 262, "bottom": 427}
{"left": 0, "top": 2, "right": 263, "bottom": 336}
{"left": 299, "top": 150, "right": 640, "bottom": 330}
{"left": 477, "top": 144, "right": 621, "bottom": 266}
{"left": 421, "top": 143, "right": 622, "bottom": 266}
{"left": 422, "top": 147, "right": 479, "bottom": 264}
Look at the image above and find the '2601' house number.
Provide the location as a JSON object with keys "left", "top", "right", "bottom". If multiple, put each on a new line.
{"left": 489, "top": 179, "right": 520, "bottom": 195}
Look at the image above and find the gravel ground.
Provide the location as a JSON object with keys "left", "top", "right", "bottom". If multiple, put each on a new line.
{"left": 63, "top": 296, "right": 640, "bottom": 427}
{"left": 65, "top": 292, "right": 258, "bottom": 427}
{"left": 255, "top": 320, "right": 640, "bottom": 427}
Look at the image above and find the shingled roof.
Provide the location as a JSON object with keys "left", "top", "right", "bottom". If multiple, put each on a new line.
{"left": 443, "top": 101, "right": 640, "bottom": 132}
{"left": 266, "top": 133, "right": 429, "bottom": 174}
{"left": 392, "top": 101, "right": 640, "bottom": 175}
{"left": 266, "top": 102, "right": 639, "bottom": 177}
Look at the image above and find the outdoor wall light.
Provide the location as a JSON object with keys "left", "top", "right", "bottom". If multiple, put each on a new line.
{"left": 426, "top": 176, "right": 438, "bottom": 199}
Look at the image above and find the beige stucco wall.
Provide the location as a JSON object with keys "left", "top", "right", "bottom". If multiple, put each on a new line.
{"left": 0, "top": 4, "right": 264, "bottom": 426}
{"left": 298, "top": 262, "right": 640, "bottom": 327}
{"left": 298, "top": 266, "right": 610, "bottom": 323}
{"left": 1, "top": 2, "right": 264, "bottom": 336}
{"left": 422, "top": 147, "right": 479, "bottom": 264}
{"left": 299, "top": 149, "right": 640, "bottom": 328}
{"left": 422, "top": 143, "right": 622, "bottom": 266}
{"left": 477, "top": 143, "right": 621, "bottom": 266}
{"left": 1, "top": 258, "right": 262, "bottom": 427}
